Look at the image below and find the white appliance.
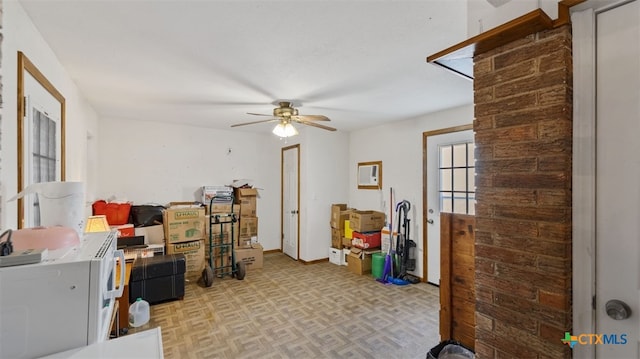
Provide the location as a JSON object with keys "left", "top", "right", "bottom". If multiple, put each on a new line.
{"left": 0, "top": 231, "right": 125, "bottom": 358}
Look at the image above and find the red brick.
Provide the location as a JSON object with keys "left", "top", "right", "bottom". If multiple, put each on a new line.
{"left": 538, "top": 119, "right": 572, "bottom": 139}
{"left": 535, "top": 189, "right": 571, "bottom": 206}
{"left": 539, "top": 290, "right": 570, "bottom": 311}
{"left": 475, "top": 93, "right": 537, "bottom": 117}
{"left": 538, "top": 222, "right": 571, "bottom": 242}
{"left": 476, "top": 244, "right": 536, "bottom": 267}
{"left": 475, "top": 59, "right": 536, "bottom": 89}
{"left": 494, "top": 34, "right": 569, "bottom": 70}
{"left": 538, "top": 85, "right": 572, "bottom": 106}
{"left": 476, "top": 286, "right": 494, "bottom": 303}
{"left": 493, "top": 205, "right": 569, "bottom": 223}
{"left": 493, "top": 173, "right": 568, "bottom": 190}
{"left": 492, "top": 235, "right": 570, "bottom": 258}
{"left": 495, "top": 262, "right": 568, "bottom": 292}
{"left": 475, "top": 124, "right": 538, "bottom": 144}
{"left": 538, "top": 156, "right": 571, "bottom": 173}
{"left": 475, "top": 272, "right": 537, "bottom": 300}
{"left": 495, "top": 68, "right": 568, "bottom": 99}
{"left": 493, "top": 322, "right": 569, "bottom": 358}
{"left": 475, "top": 217, "right": 538, "bottom": 237}
{"left": 474, "top": 114, "right": 495, "bottom": 130}
{"left": 475, "top": 188, "right": 537, "bottom": 205}
{"left": 537, "top": 255, "right": 571, "bottom": 276}
{"left": 474, "top": 341, "right": 495, "bottom": 359}
{"left": 475, "top": 158, "right": 537, "bottom": 174}
{"left": 493, "top": 104, "right": 568, "bottom": 128}
{"left": 493, "top": 138, "right": 571, "bottom": 159}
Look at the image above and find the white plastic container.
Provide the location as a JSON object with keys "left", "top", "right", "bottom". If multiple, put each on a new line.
{"left": 128, "top": 298, "right": 150, "bottom": 327}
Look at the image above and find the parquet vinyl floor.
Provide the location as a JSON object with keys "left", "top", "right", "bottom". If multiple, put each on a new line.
{"left": 129, "top": 252, "right": 440, "bottom": 359}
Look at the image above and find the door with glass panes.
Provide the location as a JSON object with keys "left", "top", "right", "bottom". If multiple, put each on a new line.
{"left": 425, "top": 128, "right": 474, "bottom": 285}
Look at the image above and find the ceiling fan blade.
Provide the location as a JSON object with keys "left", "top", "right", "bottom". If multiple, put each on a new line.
{"left": 294, "top": 119, "right": 337, "bottom": 132}
{"left": 247, "top": 112, "right": 274, "bottom": 117}
{"left": 291, "top": 115, "right": 330, "bottom": 122}
{"left": 231, "top": 119, "right": 279, "bottom": 127}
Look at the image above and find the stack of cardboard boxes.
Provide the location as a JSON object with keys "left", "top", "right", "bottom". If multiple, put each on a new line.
{"left": 329, "top": 203, "right": 386, "bottom": 275}
{"left": 329, "top": 204, "right": 352, "bottom": 266}
{"left": 163, "top": 204, "right": 206, "bottom": 281}
{"left": 346, "top": 210, "right": 385, "bottom": 275}
{"left": 233, "top": 187, "right": 263, "bottom": 271}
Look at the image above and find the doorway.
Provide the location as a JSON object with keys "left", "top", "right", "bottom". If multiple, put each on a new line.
{"left": 281, "top": 144, "right": 300, "bottom": 260}
{"left": 573, "top": 1, "right": 639, "bottom": 357}
{"left": 423, "top": 125, "right": 474, "bottom": 285}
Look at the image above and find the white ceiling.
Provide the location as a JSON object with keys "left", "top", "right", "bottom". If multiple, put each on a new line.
{"left": 18, "top": 0, "right": 474, "bottom": 134}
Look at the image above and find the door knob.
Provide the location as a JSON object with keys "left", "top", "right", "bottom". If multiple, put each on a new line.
{"left": 606, "top": 299, "right": 632, "bottom": 320}
{"left": 427, "top": 219, "right": 434, "bottom": 224}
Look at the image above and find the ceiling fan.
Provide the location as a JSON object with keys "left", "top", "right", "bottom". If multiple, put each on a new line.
{"left": 231, "top": 101, "right": 337, "bottom": 137}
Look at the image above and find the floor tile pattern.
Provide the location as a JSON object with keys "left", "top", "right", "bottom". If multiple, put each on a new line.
{"left": 130, "top": 252, "right": 440, "bottom": 359}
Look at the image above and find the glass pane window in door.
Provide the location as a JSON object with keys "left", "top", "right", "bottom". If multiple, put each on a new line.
{"left": 31, "top": 109, "right": 57, "bottom": 226}
{"left": 438, "top": 141, "right": 475, "bottom": 215}
{"left": 440, "top": 192, "right": 453, "bottom": 213}
{"left": 440, "top": 169, "right": 452, "bottom": 191}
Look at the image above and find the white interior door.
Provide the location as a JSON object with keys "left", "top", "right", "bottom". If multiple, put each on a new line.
{"left": 282, "top": 145, "right": 299, "bottom": 260}
{"left": 23, "top": 72, "right": 62, "bottom": 228}
{"left": 426, "top": 129, "right": 474, "bottom": 285}
{"left": 595, "top": 1, "right": 639, "bottom": 357}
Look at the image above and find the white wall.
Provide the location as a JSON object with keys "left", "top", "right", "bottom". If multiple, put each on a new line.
{"left": 298, "top": 128, "right": 350, "bottom": 262}
{"left": 467, "top": 0, "right": 558, "bottom": 36}
{"left": 348, "top": 104, "right": 473, "bottom": 278}
{"left": 1, "top": 0, "right": 99, "bottom": 229}
{"left": 96, "top": 117, "right": 283, "bottom": 251}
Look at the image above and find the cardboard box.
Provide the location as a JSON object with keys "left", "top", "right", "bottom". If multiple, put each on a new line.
{"left": 329, "top": 247, "right": 342, "bottom": 265}
{"left": 238, "top": 217, "right": 258, "bottom": 238}
{"left": 344, "top": 220, "right": 353, "bottom": 239}
{"left": 331, "top": 227, "right": 343, "bottom": 249}
{"left": 342, "top": 248, "right": 350, "bottom": 266}
{"left": 330, "top": 204, "right": 353, "bottom": 229}
{"left": 234, "top": 243, "right": 263, "bottom": 270}
{"left": 203, "top": 231, "right": 233, "bottom": 260}
{"left": 349, "top": 210, "right": 386, "bottom": 232}
{"left": 163, "top": 207, "right": 205, "bottom": 243}
{"left": 234, "top": 188, "right": 259, "bottom": 217}
{"left": 347, "top": 247, "right": 379, "bottom": 275}
{"left": 206, "top": 203, "right": 236, "bottom": 214}
{"left": 352, "top": 231, "right": 382, "bottom": 249}
{"left": 166, "top": 239, "right": 205, "bottom": 281}
{"left": 342, "top": 237, "right": 352, "bottom": 248}
{"left": 134, "top": 224, "right": 165, "bottom": 245}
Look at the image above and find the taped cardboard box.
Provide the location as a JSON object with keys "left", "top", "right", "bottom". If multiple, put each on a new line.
{"left": 163, "top": 206, "right": 205, "bottom": 243}
{"left": 234, "top": 243, "right": 263, "bottom": 270}
{"left": 234, "top": 188, "right": 259, "bottom": 217}
{"left": 347, "top": 247, "right": 379, "bottom": 275}
{"left": 166, "top": 239, "right": 205, "bottom": 281}
{"left": 349, "top": 210, "right": 386, "bottom": 232}
{"left": 331, "top": 227, "right": 343, "bottom": 249}
{"left": 330, "top": 204, "right": 353, "bottom": 229}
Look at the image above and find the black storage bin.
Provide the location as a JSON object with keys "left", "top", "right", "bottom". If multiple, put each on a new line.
{"left": 130, "top": 254, "right": 186, "bottom": 304}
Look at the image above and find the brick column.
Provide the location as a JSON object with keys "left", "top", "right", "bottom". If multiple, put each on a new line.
{"left": 473, "top": 26, "right": 572, "bottom": 358}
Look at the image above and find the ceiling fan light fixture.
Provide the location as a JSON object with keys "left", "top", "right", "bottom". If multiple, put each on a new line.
{"left": 272, "top": 122, "right": 298, "bottom": 138}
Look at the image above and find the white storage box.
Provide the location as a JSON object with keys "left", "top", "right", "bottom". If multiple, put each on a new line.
{"left": 329, "top": 247, "right": 342, "bottom": 265}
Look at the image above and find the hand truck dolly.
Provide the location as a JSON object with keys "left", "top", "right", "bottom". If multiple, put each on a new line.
{"left": 202, "top": 194, "right": 246, "bottom": 287}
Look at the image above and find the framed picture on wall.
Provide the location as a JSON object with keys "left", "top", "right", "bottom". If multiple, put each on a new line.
{"left": 357, "top": 161, "right": 382, "bottom": 190}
